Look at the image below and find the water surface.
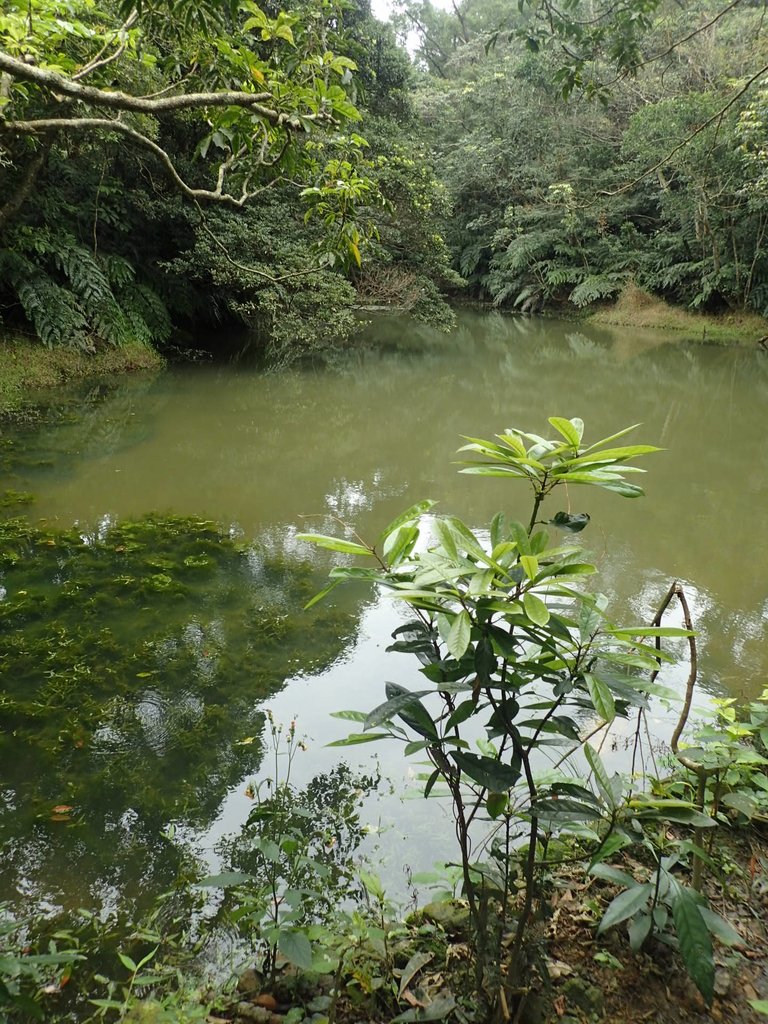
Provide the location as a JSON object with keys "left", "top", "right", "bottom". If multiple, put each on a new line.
{"left": 2, "top": 311, "right": 767, "bottom": 914}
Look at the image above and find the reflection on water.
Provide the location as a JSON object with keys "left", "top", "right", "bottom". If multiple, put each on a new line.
{"left": 1, "top": 311, "right": 767, "bottom": 915}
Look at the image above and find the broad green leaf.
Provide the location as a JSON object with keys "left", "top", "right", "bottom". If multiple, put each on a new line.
{"left": 278, "top": 930, "right": 313, "bottom": 971}
{"left": 384, "top": 681, "right": 438, "bottom": 740}
{"left": 585, "top": 673, "right": 616, "bottom": 722}
{"left": 697, "top": 906, "right": 743, "bottom": 947}
{"left": 750, "top": 1002, "right": 768, "bottom": 1016}
{"left": 486, "top": 792, "right": 507, "bottom": 818}
{"left": 534, "top": 797, "right": 603, "bottom": 822}
{"left": 364, "top": 689, "right": 431, "bottom": 730}
{"left": 548, "top": 416, "right": 581, "bottom": 448}
{"left": 330, "top": 710, "right": 367, "bottom": 723}
{"left": 117, "top": 952, "right": 138, "bottom": 972}
{"left": 296, "top": 533, "right": 371, "bottom": 556}
{"left": 628, "top": 913, "right": 653, "bottom": 951}
{"left": 304, "top": 579, "right": 341, "bottom": 609}
{"left": 672, "top": 885, "right": 714, "bottom": 1005}
{"left": 451, "top": 751, "right": 521, "bottom": 791}
{"left": 566, "top": 444, "right": 661, "bottom": 466}
{"left": 446, "top": 610, "right": 472, "bottom": 660}
{"left": 523, "top": 591, "right": 550, "bottom": 625}
{"left": 597, "top": 882, "right": 653, "bottom": 934}
{"left": 720, "top": 791, "right": 757, "bottom": 818}
{"left": 584, "top": 743, "right": 618, "bottom": 808}
{"left": 520, "top": 554, "right": 538, "bottom": 580}
{"left": 326, "top": 732, "right": 391, "bottom": 746}
{"left": 589, "top": 863, "right": 636, "bottom": 888}
{"left": 583, "top": 423, "right": 641, "bottom": 451}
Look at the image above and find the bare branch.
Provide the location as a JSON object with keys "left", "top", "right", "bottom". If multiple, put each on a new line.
{"left": 195, "top": 208, "right": 327, "bottom": 284}
{"left": 0, "top": 49, "right": 283, "bottom": 123}
{"left": 72, "top": 10, "right": 139, "bottom": 81}
{"left": 1, "top": 117, "right": 275, "bottom": 207}
{"left": 603, "top": 61, "right": 768, "bottom": 196}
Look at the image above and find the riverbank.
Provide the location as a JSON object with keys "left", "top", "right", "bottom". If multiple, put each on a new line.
{"left": 588, "top": 285, "right": 768, "bottom": 346}
{"left": 0, "top": 333, "right": 165, "bottom": 416}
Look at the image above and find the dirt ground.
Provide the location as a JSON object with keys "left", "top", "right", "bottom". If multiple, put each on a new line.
{"left": 543, "top": 829, "right": 768, "bottom": 1024}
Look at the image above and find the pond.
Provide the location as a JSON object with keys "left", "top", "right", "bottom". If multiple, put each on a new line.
{"left": 1, "top": 311, "right": 767, "bottom": 921}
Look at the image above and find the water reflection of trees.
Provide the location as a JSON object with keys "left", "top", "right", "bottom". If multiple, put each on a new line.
{"left": 0, "top": 512, "right": 358, "bottom": 915}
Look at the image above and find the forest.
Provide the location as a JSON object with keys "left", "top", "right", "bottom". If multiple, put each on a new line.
{"left": 2, "top": 3, "right": 768, "bottom": 1024}
{"left": 2, "top": 0, "right": 768, "bottom": 363}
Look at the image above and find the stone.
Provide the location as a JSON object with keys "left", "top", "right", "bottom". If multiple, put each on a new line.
{"left": 561, "top": 977, "right": 605, "bottom": 1016}
{"left": 235, "top": 1001, "right": 273, "bottom": 1023}
{"left": 418, "top": 900, "right": 471, "bottom": 934}
{"left": 238, "top": 968, "right": 262, "bottom": 995}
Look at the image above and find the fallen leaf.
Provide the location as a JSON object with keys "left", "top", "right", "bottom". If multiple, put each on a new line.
{"left": 51, "top": 805, "right": 73, "bottom": 814}
{"left": 553, "top": 995, "right": 567, "bottom": 1016}
{"left": 253, "top": 994, "right": 278, "bottom": 1010}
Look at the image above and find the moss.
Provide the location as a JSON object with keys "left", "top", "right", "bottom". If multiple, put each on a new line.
{"left": 588, "top": 284, "right": 768, "bottom": 346}
{"left": 0, "top": 332, "right": 165, "bottom": 416}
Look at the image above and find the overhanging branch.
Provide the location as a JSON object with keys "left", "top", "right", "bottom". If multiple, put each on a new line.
{"left": 1, "top": 117, "right": 274, "bottom": 207}
{"left": 0, "top": 49, "right": 282, "bottom": 122}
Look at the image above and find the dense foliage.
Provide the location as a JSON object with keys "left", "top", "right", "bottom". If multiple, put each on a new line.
{"left": 0, "top": 0, "right": 456, "bottom": 359}
{"left": 398, "top": 0, "right": 768, "bottom": 318}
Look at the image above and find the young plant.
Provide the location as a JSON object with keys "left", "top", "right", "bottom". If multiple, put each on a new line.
{"left": 299, "top": 417, "right": 694, "bottom": 1014}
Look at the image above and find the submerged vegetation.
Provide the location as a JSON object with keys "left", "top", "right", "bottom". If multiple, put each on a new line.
{"left": 1, "top": 414, "right": 767, "bottom": 1023}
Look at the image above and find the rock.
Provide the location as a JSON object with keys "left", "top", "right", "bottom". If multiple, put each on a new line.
{"left": 235, "top": 1001, "right": 273, "bottom": 1023}
{"left": 714, "top": 969, "right": 731, "bottom": 997}
{"left": 561, "top": 977, "right": 605, "bottom": 1016}
{"left": 253, "top": 994, "right": 279, "bottom": 1011}
{"left": 419, "top": 900, "right": 471, "bottom": 934}
{"left": 307, "top": 995, "right": 331, "bottom": 1013}
{"left": 238, "top": 968, "right": 262, "bottom": 995}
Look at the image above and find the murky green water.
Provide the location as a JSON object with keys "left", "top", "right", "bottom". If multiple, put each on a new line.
{"left": 2, "top": 312, "right": 767, "bottom": 916}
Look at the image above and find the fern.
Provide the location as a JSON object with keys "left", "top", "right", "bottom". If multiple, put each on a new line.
{"left": 0, "top": 229, "right": 171, "bottom": 350}
{"left": 569, "top": 273, "right": 627, "bottom": 307}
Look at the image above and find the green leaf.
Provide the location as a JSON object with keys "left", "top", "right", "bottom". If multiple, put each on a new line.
{"left": 584, "top": 743, "right": 617, "bottom": 809}
{"left": 749, "top": 1001, "right": 768, "bottom": 1015}
{"left": 452, "top": 751, "right": 521, "bottom": 792}
{"left": 697, "top": 906, "right": 743, "bottom": 947}
{"left": 548, "top": 416, "right": 582, "bottom": 447}
{"left": 672, "top": 884, "right": 714, "bottom": 1005}
{"left": 597, "top": 882, "right": 653, "bottom": 934}
{"left": 364, "top": 689, "right": 431, "bottom": 730}
{"left": 304, "top": 579, "right": 341, "bottom": 609}
{"left": 523, "top": 591, "right": 550, "bottom": 625}
{"left": 329, "top": 710, "right": 367, "bottom": 723}
{"left": 279, "top": 930, "right": 313, "bottom": 971}
{"left": 326, "top": 732, "right": 391, "bottom": 746}
{"left": 628, "top": 913, "right": 653, "bottom": 951}
{"left": 720, "top": 791, "right": 757, "bottom": 818}
{"left": 117, "top": 952, "right": 138, "bottom": 972}
{"left": 586, "top": 673, "right": 616, "bottom": 722}
{"left": 384, "top": 681, "right": 438, "bottom": 740}
{"left": 486, "top": 792, "right": 507, "bottom": 819}
{"left": 379, "top": 501, "right": 435, "bottom": 545}
{"left": 589, "top": 863, "right": 636, "bottom": 888}
{"left": 196, "top": 871, "right": 254, "bottom": 888}
{"left": 446, "top": 610, "right": 472, "bottom": 660}
{"left": 520, "top": 555, "right": 538, "bottom": 580}
{"left": 296, "top": 533, "right": 371, "bottom": 556}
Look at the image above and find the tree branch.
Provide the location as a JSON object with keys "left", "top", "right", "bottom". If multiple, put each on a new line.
{"left": 603, "top": 61, "right": 768, "bottom": 196}
{"left": 0, "top": 117, "right": 275, "bottom": 207}
{"left": 72, "top": 10, "right": 139, "bottom": 82}
{"left": 0, "top": 49, "right": 283, "bottom": 123}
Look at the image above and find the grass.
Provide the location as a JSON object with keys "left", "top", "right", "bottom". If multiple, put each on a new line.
{"left": 0, "top": 332, "right": 165, "bottom": 415}
{"left": 588, "top": 284, "right": 768, "bottom": 345}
